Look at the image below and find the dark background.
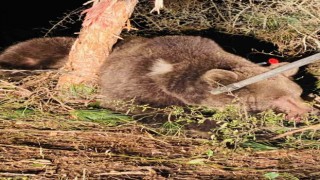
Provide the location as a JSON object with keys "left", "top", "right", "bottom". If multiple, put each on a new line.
{"left": 0, "top": 0, "right": 87, "bottom": 50}
{"left": 0, "top": 0, "right": 278, "bottom": 61}
{"left": 2, "top": 1, "right": 282, "bottom": 62}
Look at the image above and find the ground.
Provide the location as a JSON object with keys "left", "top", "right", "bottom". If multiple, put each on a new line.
{"left": 0, "top": 64, "right": 319, "bottom": 179}
{"left": 1, "top": 114, "right": 320, "bottom": 179}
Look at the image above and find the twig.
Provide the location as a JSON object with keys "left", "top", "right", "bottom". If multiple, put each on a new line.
{"left": 44, "top": 7, "right": 84, "bottom": 37}
{"left": 0, "top": 69, "right": 56, "bottom": 72}
{"left": 232, "top": 5, "right": 251, "bottom": 28}
{"left": 95, "top": 171, "right": 147, "bottom": 176}
{"left": 271, "top": 124, "right": 320, "bottom": 140}
{"left": 0, "top": 173, "right": 37, "bottom": 177}
{"left": 0, "top": 80, "right": 32, "bottom": 96}
{"left": 210, "top": 0, "right": 228, "bottom": 22}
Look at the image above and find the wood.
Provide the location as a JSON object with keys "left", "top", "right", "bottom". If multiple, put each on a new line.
{"left": 57, "top": 0, "right": 138, "bottom": 88}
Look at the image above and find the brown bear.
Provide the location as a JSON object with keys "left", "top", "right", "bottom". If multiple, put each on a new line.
{"left": 0, "top": 37, "right": 75, "bottom": 69}
{"left": 99, "top": 36, "right": 313, "bottom": 120}
{"left": 0, "top": 35, "right": 314, "bottom": 120}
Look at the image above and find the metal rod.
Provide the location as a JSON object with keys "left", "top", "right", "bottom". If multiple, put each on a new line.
{"left": 210, "top": 53, "right": 320, "bottom": 95}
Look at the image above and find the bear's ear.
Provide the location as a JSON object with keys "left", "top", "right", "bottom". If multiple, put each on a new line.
{"left": 201, "top": 69, "right": 239, "bottom": 87}
{"left": 268, "top": 62, "right": 299, "bottom": 77}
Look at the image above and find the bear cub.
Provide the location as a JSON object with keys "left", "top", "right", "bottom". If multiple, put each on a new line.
{"left": 0, "top": 35, "right": 314, "bottom": 120}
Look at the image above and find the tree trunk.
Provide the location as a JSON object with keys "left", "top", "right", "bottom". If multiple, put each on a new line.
{"left": 57, "top": 0, "right": 138, "bottom": 88}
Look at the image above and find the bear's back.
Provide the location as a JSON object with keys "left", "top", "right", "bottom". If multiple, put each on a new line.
{"left": 99, "top": 35, "right": 256, "bottom": 108}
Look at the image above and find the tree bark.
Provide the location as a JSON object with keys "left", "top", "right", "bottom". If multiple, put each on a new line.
{"left": 57, "top": 0, "right": 138, "bottom": 88}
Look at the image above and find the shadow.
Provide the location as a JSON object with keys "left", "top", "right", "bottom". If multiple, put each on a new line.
{"left": 184, "top": 28, "right": 280, "bottom": 64}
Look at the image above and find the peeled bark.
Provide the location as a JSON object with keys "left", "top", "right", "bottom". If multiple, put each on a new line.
{"left": 57, "top": 0, "right": 138, "bottom": 88}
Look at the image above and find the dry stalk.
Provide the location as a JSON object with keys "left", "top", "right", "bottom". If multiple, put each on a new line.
{"left": 0, "top": 71, "right": 85, "bottom": 113}
{"left": 271, "top": 123, "right": 320, "bottom": 140}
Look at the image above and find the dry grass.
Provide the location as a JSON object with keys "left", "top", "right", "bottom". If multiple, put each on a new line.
{"left": 1, "top": 70, "right": 319, "bottom": 144}
{"left": 0, "top": 70, "right": 320, "bottom": 179}
{"left": 1, "top": 1, "right": 320, "bottom": 178}
{"left": 0, "top": 71, "right": 96, "bottom": 114}
{"left": 130, "top": 0, "right": 320, "bottom": 56}
{"left": 214, "top": 0, "right": 320, "bottom": 56}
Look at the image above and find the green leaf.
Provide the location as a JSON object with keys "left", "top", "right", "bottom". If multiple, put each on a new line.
{"left": 71, "top": 109, "right": 131, "bottom": 126}
{"left": 264, "top": 172, "right": 280, "bottom": 180}
{"left": 241, "top": 142, "right": 278, "bottom": 151}
{"left": 205, "top": 149, "right": 214, "bottom": 158}
{"left": 187, "top": 158, "right": 206, "bottom": 165}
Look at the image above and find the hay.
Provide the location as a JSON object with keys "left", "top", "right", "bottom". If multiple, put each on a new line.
{"left": 129, "top": 0, "right": 320, "bottom": 56}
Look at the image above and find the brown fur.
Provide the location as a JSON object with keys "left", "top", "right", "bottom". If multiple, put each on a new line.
{"left": 0, "top": 35, "right": 312, "bottom": 119}
{"left": 100, "top": 36, "right": 312, "bottom": 119}
{"left": 0, "top": 37, "right": 75, "bottom": 69}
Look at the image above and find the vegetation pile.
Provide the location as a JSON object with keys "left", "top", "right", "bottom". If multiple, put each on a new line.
{"left": 1, "top": 71, "right": 319, "bottom": 148}
{"left": 1, "top": 0, "right": 320, "bottom": 178}
{"left": 131, "top": 0, "right": 320, "bottom": 56}
{"left": 0, "top": 71, "right": 320, "bottom": 178}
